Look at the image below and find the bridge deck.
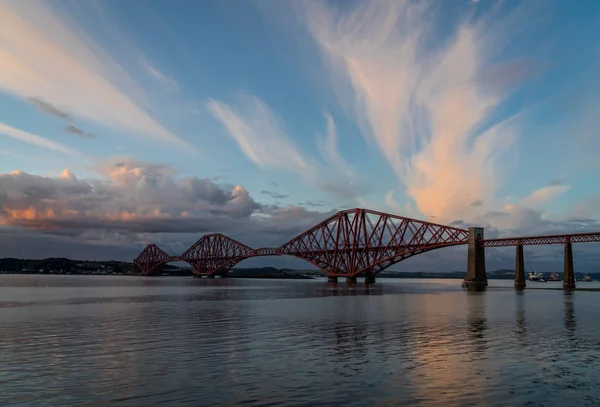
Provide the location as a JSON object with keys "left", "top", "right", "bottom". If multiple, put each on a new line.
{"left": 482, "top": 231, "right": 600, "bottom": 247}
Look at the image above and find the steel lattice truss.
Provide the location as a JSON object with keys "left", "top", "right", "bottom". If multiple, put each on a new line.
{"left": 278, "top": 209, "right": 469, "bottom": 276}
{"left": 180, "top": 233, "right": 255, "bottom": 276}
{"left": 483, "top": 231, "right": 600, "bottom": 247}
{"left": 133, "top": 208, "right": 600, "bottom": 277}
{"left": 133, "top": 244, "right": 173, "bottom": 275}
{"left": 255, "top": 247, "right": 279, "bottom": 256}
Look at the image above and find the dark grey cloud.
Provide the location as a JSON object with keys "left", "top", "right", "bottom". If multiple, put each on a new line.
{"left": 27, "top": 97, "right": 70, "bottom": 119}
{"left": 64, "top": 125, "right": 96, "bottom": 139}
{"left": 549, "top": 178, "right": 567, "bottom": 186}
{"left": 1, "top": 161, "right": 599, "bottom": 272}
{"left": 26, "top": 97, "right": 96, "bottom": 139}
{"left": 470, "top": 199, "right": 482, "bottom": 206}
{"left": 298, "top": 200, "right": 325, "bottom": 207}
{"left": 261, "top": 190, "right": 289, "bottom": 199}
{"left": 0, "top": 160, "right": 332, "bottom": 261}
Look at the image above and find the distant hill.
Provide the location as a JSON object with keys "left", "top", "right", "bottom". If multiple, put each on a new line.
{"left": 1, "top": 257, "right": 598, "bottom": 280}
{"left": 0, "top": 257, "right": 131, "bottom": 275}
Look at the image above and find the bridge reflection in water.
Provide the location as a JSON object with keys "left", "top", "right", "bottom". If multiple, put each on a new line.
{"left": 134, "top": 208, "right": 600, "bottom": 291}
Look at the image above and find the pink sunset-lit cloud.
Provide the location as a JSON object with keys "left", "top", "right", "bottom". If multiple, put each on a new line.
{"left": 0, "top": 159, "right": 331, "bottom": 242}
{"left": 303, "top": 0, "right": 536, "bottom": 223}
{"left": 0, "top": 1, "right": 191, "bottom": 150}
{"left": 0, "top": 0, "right": 599, "bottom": 273}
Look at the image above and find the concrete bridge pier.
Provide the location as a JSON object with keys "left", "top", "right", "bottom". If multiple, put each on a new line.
{"left": 327, "top": 276, "right": 338, "bottom": 283}
{"left": 346, "top": 276, "right": 357, "bottom": 283}
{"left": 463, "top": 227, "right": 488, "bottom": 289}
{"left": 514, "top": 244, "right": 526, "bottom": 289}
{"left": 563, "top": 240, "right": 575, "bottom": 290}
{"left": 207, "top": 274, "right": 215, "bottom": 279}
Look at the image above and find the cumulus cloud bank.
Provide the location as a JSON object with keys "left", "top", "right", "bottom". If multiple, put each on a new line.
{"left": 0, "top": 160, "right": 333, "bottom": 259}
{"left": 0, "top": 161, "right": 597, "bottom": 270}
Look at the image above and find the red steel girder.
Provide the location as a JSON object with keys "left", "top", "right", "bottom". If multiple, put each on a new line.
{"left": 180, "top": 233, "right": 255, "bottom": 276}
{"left": 278, "top": 208, "right": 469, "bottom": 277}
{"left": 133, "top": 244, "right": 173, "bottom": 275}
{"left": 483, "top": 231, "right": 600, "bottom": 247}
{"left": 254, "top": 247, "right": 280, "bottom": 256}
{"left": 133, "top": 207, "right": 600, "bottom": 278}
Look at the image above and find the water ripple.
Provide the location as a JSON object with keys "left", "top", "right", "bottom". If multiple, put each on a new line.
{"left": 1, "top": 275, "right": 600, "bottom": 406}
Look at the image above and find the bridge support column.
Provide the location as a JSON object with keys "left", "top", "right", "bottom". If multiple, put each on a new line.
{"left": 346, "top": 276, "right": 357, "bottom": 283}
{"left": 207, "top": 274, "right": 215, "bottom": 279}
{"left": 365, "top": 273, "right": 376, "bottom": 284}
{"left": 463, "top": 227, "right": 487, "bottom": 289}
{"left": 327, "top": 276, "right": 338, "bottom": 283}
{"left": 563, "top": 241, "right": 575, "bottom": 290}
{"left": 514, "top": 244, "right": 526, "bottom": 289}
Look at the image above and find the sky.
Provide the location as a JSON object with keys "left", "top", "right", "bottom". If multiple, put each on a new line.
{"left": 1, "top": 0, "right": 599, "bottom": 273}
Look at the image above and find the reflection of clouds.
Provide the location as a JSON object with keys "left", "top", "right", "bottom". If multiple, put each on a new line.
{"left": 382, "top": 292, "right": 492, "bottom": 405}
{"left": 9, "top": 278, "right": 598, "bottom": 405}
{"left": 1, "top": 310, "right": 165, "bottom": 404}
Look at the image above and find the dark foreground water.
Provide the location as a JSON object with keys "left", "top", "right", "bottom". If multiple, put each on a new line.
{"left": 1, "top": 276, "right": 600, "bottom": 406}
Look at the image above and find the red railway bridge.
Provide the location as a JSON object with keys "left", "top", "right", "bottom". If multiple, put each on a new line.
{"left": 133, "top": 208, "right": 600, "bottom": 290}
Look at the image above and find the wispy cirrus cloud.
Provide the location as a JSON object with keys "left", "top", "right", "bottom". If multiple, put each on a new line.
{"left": 207, "top": 96, "right": 366, "bottom": 201}
{"left": 315, "top": 110, "right": 354, "bottom": 178}
{"left": 570, "top": 195, "right": 600, "bottom": 220}
{"left": 261, "top": 190, "right": 290, "bottom": 200}
{"left": 207, "top": 96, "right": 316, "bottom": 178}
{"left": 140, "top": 58, "right": 180, "bottom": 93}
{"left": 519, "top": 184, "right": 570, "bottom": 211}
{"left": 0, "top": 0, "right": 190, "bottom": 149}
{"left": 303, "top": 0, "right": 537, "bottom": 222}
{"left": 0, "top": 121, "right": 83, "bottom": 157}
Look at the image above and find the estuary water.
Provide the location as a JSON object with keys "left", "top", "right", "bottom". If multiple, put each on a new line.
{"left": 1, "top": 275, "right": 600, "bottom": 406}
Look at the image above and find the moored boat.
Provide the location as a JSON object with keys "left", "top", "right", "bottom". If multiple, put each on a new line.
{"left": 528, "top": 272, "right": 546, "bottom": 282}
{"left": 549, "top": 272, "right": 561, "bottom": 281}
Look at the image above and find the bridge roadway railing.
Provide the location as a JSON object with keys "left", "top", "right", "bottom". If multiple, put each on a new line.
{"left": 482, "top": 231, "right": 600, "bottom": 247}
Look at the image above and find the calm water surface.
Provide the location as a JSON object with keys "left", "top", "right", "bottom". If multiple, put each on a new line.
{"left": 1, "top": 275, "right": 600, "bottom": 406}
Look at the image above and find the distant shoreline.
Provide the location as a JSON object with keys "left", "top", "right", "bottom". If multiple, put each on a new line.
{"left": 1, "top": 258, "right": 597, "bottom": 280}
{"left": 1, "top": 271, "right": 592, "bottom": 281}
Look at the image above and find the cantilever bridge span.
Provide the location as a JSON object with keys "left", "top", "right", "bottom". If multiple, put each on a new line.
{"left": 133, "top": 208, "right": 600, "bottom": 289}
